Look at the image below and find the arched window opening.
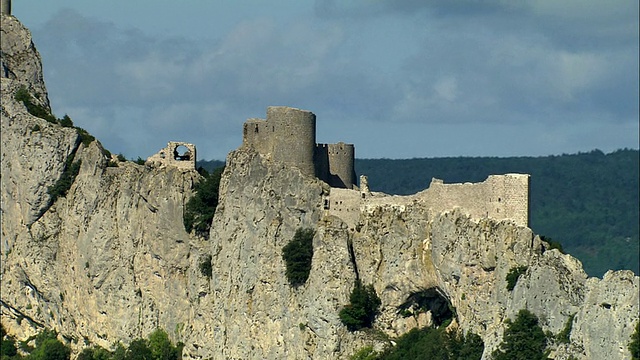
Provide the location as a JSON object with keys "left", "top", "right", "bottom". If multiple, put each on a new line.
{"left": 174, "top": 145, "right": 191, "bottom": 161}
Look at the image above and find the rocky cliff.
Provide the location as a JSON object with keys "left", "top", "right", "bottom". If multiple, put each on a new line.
{"left": 1, "top": 13, "right": 638, "bottom": 360}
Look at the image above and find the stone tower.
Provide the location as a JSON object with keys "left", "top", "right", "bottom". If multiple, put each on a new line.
{"left": 268, "top": 106, "right": 317, "bottom": 178}
{"left": 242, "top": 106, "right": 356, "bottom": 189}
{"left": 327, "top": 142, "right": 355, "bottom": 189}
{"left": 1, "top": 0, "right": 11, "bottom": 15}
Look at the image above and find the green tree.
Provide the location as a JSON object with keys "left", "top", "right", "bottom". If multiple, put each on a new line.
{"left": 339, "top": 281, "right": 381, "bottom": 331}
{"left": 505, "top": 266, "right": 528, "bottom": 291}
{"left": 492, "top": 309, "right": 549, "bottom": 360}
{"left": 282, "top": 228, "right": 315, "bottom": 287}
{"left": 59, "top": 115, "right": 73, "bottom": 128}
{"left": 1, "top": 324, "right": 18, "bottom": 358}
{"left": 148, "top": 329, "right": 180, "bottom": 360}
{"left": 28, "top": 330, "right": 70, "bottom": 360}
{"left": 76, "top": 346, "right": 111, "bottom": 360}
{"left": 125, "top": 339, "right": 152, "bottom": 360}
{"left": 630, "top": 321, "right": 640, "bottom": 360}
{"left": 183, "top": 166, "right": 224, "bottom": 238}
{"left": 111, "top": 342, "right": 126, "bottom": 360}
{"left": 451, "top": 331, "right": 484, "bottom": 360}
{"left": 376, "top": 326, "right": 483, "bottom": 360}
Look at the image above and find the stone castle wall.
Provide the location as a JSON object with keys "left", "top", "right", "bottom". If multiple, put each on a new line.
{"left": 421, "top": 174, "right": 530, "bottom": 226}
{"left": 242, "top": 106, "right": 356, "bottom": 189}
{"left": 327, "top": 174, "right": 530, "bottom": 229}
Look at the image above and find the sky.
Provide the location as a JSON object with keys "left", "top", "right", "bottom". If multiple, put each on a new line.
{"left": 12, "top": 0, "right": 640, "bottom": 160}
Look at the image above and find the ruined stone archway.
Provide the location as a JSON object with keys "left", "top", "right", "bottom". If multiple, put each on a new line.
{"left": 174, "top": 145, "right": 192, "bottom": 161}
{"left": 146, "top": 142, "right": 197, "bottom": 170}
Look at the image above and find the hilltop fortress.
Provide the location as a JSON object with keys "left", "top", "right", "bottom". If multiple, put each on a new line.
{"left": 147, "top": 106, "right": 529, "bottom": 229}
{"left": 147, "top": 105, "right": 530, "bottom": 227}
{"left": 240, "top": 106, "right": 530, "bottom": 228}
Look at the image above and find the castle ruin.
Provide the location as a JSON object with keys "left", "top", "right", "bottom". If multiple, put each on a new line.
{"left": 146, "top": 141, "right": 196, "bottom": 171}
{"left": 326, "top": 174, "right": 530, "bottom": 230}
{"left": 242, "top": 106, "right": 356, "bottom": 189}
{"left": 241, "top": 106, "right": 530, "bottom": 228}
{"left": 148, "top": 105, "right": 529, "bottom": 227}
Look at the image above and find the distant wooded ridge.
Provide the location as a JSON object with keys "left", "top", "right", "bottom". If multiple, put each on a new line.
{"left": 197, "top": 148, "right": 639, "bottom": 277}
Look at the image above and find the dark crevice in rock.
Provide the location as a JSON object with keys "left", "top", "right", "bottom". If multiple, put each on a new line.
{"left": 346, "top": 236, "right": 360, "bottom": 282}
{"left": 0, "top": 299, "right": 45, "bottom": 329}
{"left": 397, "top": 287, "right": 454, "bottom": 326}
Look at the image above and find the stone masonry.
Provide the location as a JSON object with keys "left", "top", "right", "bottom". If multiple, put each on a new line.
{"left": 146, "top": 141, "right": 197, "bottom": 171}
{"left": 242, "top": 106, "right": 356, "bottom": 189}
{"left": 327, "top": 174, "right": 530, "bottom": 230}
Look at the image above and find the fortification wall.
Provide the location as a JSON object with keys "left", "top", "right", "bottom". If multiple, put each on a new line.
{"left": 325, "top": 188, "right": 362, "bottom": 231}
{"left": 268, "top": 106, "right": 316, "bottom": 178}
{"left": 327, "top": 142, "right": 355, "bottom": 189}
{"left": 326, "top": 173, "right": 530, "bottom": 229}
{"left": 420, "top": 173, "right": 529, "bottom": 226}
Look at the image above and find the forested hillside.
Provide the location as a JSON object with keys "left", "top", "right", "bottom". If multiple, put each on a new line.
{"left": 355, "top": 149, "right": 639, "bottom": 277}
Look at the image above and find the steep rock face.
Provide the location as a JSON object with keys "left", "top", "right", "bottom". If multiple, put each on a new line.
{"left": 1, "top": 13, "right": 638, "bottom": 360}
{"left": 1, "top": 13, "right": 204, "bottom": 352}
{"left": 1, "top": 14, "right": 79, "bottom": 235}
{"left": 1, "top": 14, "right": 49, "bottom": 106}
{"left": 182, "top": 148, "right": 367, "bottom": 359}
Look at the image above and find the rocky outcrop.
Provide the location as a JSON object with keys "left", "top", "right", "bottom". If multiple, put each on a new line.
{"left": 1, "top": 13, "right": 638, "bottom": 360}
{"left": 1, "top": 13, "right": 49, "bottom": 106}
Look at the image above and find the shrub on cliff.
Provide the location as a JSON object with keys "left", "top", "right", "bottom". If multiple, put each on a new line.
{"left": 47, "top": 157, "right": 81, "bottom": 207}
{"left": 183, "top": 166, "right": 224, "bottom": 238}
{"left": 505, "top": 265, "right": 528, "bottom": 291}
{"left": 282, "top": 228, "right": 315, "bottom": 287}
{"left": 199, "top": 254, "right": 213, "bottom": 278}
{"left": 14, "top": 86, "right": 57, "bottom": 124}
{"left": 376, "top": 326, "right": 484, "bottom": 360}
{"left": 28, "top": 329, "right": 71, "bottom": 360}
{"left": 15, "top": 86, "right": 96, "bottom": 147}
{"left": 76, "top": 329, "right": 182, "bottom": 360}
{"left": 492, "top": 309, "right": 550, "bottom": 360}
{"left": 1, "top": 324, "right": 18, "bottom": 358}
{"left": 339, "top": 280, "right": 381, "bottom": 331}
{"left": 630, "top": 322, "right": 640, "bottom": 360}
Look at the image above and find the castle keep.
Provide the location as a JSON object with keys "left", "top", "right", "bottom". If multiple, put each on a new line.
{"left": 242, "top": 106, "right": 356, "bottom": 189}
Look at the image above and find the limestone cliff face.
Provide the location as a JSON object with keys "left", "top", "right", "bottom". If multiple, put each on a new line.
{"left": 1, "top": 13, "right": 638, "bottom": 360}
{"left": 1, "top": 12, "right": 204, "bottom": 351}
